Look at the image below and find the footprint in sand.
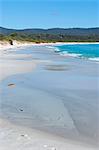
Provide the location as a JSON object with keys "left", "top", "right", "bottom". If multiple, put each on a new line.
{"left": 17, "top": 134, "right": 31, "bottom": 140}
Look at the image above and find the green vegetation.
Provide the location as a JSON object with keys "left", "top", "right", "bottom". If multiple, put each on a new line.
{"left": 0, "top": 33, "right": 99, "bottom": 43}
{"left": 0, "top": 27, "right": 99, "bottom": 43}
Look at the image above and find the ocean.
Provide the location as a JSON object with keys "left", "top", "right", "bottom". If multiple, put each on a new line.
{"left": 54, "top": 44, "right": 99, "bottom": 62}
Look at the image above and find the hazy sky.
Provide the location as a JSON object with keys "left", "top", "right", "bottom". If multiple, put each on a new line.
{"left": 0, "top": 0, "right": 99, "bottom": 29}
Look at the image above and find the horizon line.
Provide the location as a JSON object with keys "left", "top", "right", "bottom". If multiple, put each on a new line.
{"left": 0, "top": 26, "right": 99, "bottom": 30}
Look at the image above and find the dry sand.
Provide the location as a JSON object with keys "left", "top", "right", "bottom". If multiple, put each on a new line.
{"left": 0, "top": 118, "right": 97, "bottom": 150}
{"left": 0, "top": 40, "right": 41, "bottom": 81}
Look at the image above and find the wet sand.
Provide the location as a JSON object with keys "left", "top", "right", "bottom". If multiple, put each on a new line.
{"left": 0, "top": 45, "right": 99, "bottom": 150}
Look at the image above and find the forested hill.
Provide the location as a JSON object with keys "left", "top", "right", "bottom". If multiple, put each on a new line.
{"left": 0, "top": 27, "right": 99, "bottom": 42}
{"left": 0, "top": 27, "right": 99, "bottom": 36}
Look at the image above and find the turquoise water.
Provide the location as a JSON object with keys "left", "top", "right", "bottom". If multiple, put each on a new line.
{"left": 54, "top": 44, "right": 99, "bottom": 61}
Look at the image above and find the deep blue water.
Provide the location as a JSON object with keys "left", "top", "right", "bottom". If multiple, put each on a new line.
{"left": 54, "top": 44, "right": 99, "bottom": 61}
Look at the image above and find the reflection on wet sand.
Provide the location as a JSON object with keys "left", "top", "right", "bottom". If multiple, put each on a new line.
{"left": 44, "top": 64, "right": 70, "bottom": 71}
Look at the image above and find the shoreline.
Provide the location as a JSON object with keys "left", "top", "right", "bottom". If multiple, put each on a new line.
{"left": 0, "top": 40, "right": 99, "bottom": 50}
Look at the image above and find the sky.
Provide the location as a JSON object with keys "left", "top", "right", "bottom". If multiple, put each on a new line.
{"left": 0, "top": 0, "right": 99, "bottom": 29}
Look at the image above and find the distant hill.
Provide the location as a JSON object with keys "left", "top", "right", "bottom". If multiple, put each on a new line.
{"left": 0, "top": 27, "right": 99, "bottom": 36}
{"left": 0, "top": 27, "right": 99, "bottom": 42}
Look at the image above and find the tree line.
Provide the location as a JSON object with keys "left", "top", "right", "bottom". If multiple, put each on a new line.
{"left": 0, "top": 32, "right": 99, "bottom": 43}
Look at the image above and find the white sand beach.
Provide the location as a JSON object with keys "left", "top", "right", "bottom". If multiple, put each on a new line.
{"left": 0, "top": 118, "right": 97, "bottom": 150}
{"left": 0, "top": 41, "right": 37, "bottom": 81}
{"left": 0, "top": 41, "right": 99, "bottom": 150}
